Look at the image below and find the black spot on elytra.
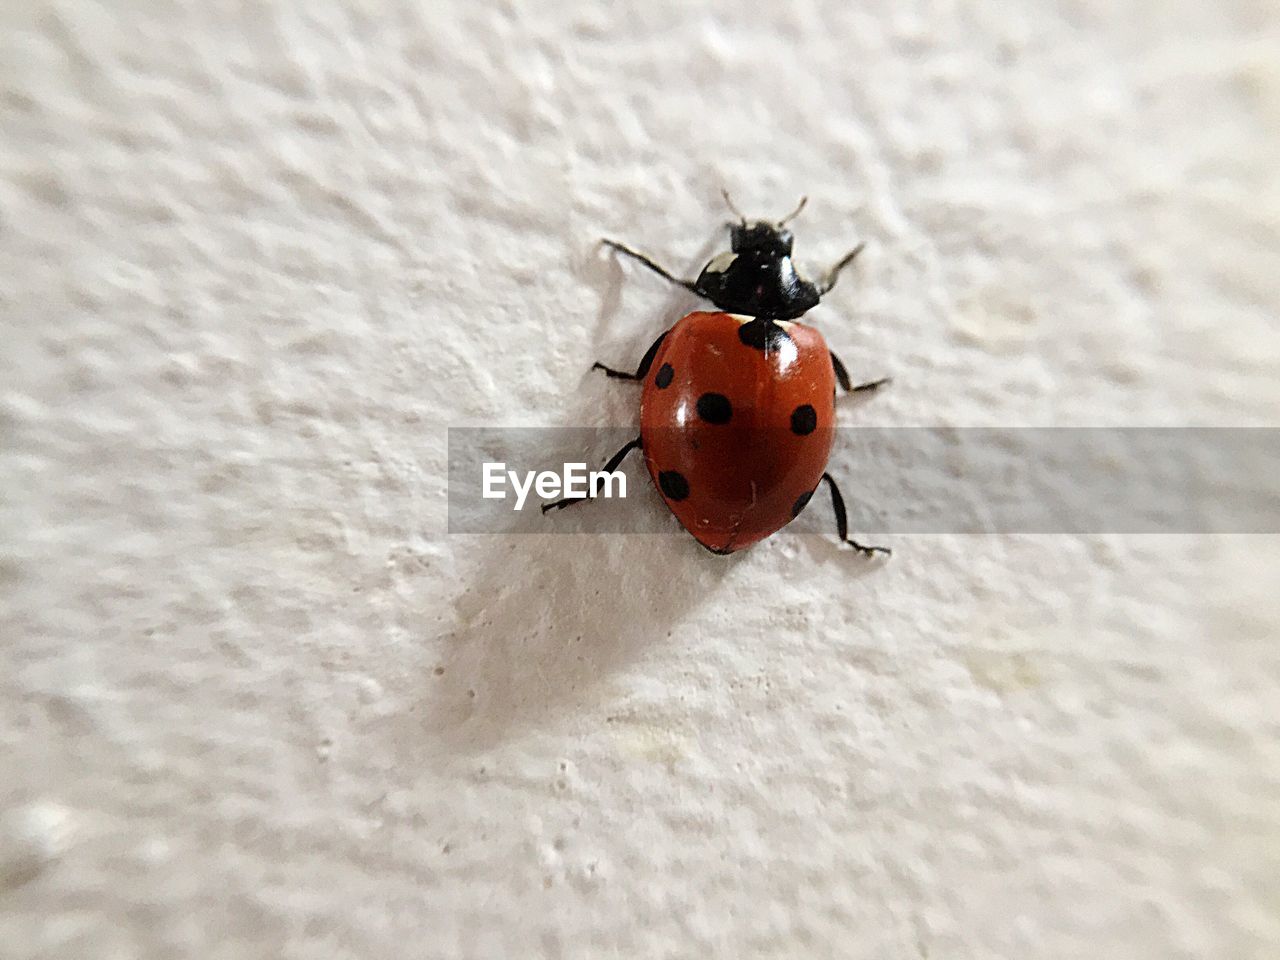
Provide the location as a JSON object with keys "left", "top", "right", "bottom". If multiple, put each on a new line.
{"left": 695, "top": 392, "right": 732, "bottom": 424}
{"left": 737, "top": 318, "right": 791, "bottom": 351}
{"left": 654, "top": 363, "right": 674, "bottom": 388}
{"left": 658, "top": 470, "right": 689, "bottom": 501}
{"left": 791, "top": 404, "right": 817, "bottom": 435}
{"left": 791, "top": 490, "right": 815, "bottom": 518}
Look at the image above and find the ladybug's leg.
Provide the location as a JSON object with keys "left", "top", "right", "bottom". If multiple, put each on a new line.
{"left": 816, "top": 241, "right": 867, "bottom": 295}
{"left": 602, "top": 239, "right": 699, "bottom": 294}
{"left": 592, "top": 331, "right": 668, "bottom": 381}
{"left": 830, "top": 351, "right": 891, "bottom": 395}
{"left": 541, "top": 437, "right": 643, "bottom": 514}
{"left": 820, "top": 473, "right": 891, "bottom": 557}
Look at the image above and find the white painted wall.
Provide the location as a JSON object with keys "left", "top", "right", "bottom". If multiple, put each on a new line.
{"left": 2, "top": 1, "right": 1277, "bottom": 957}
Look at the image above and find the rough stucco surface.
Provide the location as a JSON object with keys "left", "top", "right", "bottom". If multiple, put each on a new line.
{"left": 2, "top": 1, "right": 1279, "bottom": 957}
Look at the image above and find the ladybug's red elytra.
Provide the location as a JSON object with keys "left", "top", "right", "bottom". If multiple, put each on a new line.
{"left": 544, "top": 192, "right": 890, "bottom": 557}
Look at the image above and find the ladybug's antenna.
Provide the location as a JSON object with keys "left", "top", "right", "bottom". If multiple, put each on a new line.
{"left": 720, "top": 188, "right": 748, "bottom": 226}
{"left": 778, "top": 195, "right": 808, "bottom": 227}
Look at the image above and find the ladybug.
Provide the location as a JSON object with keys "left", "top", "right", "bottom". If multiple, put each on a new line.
{"left": 544, "top": 192, "right": 890, "bottom": 557}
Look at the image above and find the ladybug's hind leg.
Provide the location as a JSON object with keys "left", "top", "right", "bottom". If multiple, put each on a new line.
{"left": 820, "top": 473, "right": 890, "bottom": 557}
{"left": 541, "top": 437, "right": 643, "bottom": 514}
{"left": 592, "top": 331, "right": 668, "bottom": 381}
{"left": 830, "top": 351, "right": 891, "bottom": 395}
{"left": 602, "top": 239, "right": 699, "bottom": 294}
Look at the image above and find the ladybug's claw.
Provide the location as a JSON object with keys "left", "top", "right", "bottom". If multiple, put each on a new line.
{"left": 591, "top": 331, "right": 670, "bottom": 383}
{"left": 821, "top": 472, "right": 891, "bottom": 560}
{"left": 846, "top": 540, "right": 892, "bottom": 558}
{"left": 831, "top": 351, "right": 891, "bottom": 396}
{"left": 591, "top": 361, "right": 634, "bottom": 379}
{"left": 850, "top": 376, "right": 891, "bottom": 394}
{"left": 541, "top": 497, "right": 576, "bottom": 513}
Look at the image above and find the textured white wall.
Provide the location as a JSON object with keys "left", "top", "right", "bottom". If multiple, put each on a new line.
{"left": 2, "top": 1, "right": 1278, "bottom": 957}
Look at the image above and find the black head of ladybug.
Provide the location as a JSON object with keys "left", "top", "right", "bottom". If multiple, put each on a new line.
{"left": 693, "top": 193, "right": 823, "bottom": 321}
{"left": 728, "top": 220, "right": 794, "bottom": 258}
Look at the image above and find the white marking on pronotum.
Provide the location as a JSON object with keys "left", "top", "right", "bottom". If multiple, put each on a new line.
{"left": 482, "top": 462, "right": 627, "bottom": 511}
{"left": 704, "top": 252, "right": 738, "bottom": 274}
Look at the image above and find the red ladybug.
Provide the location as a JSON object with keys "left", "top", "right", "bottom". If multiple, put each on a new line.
{"left": 545, "top": 192, "right": 890, "bottom": 556}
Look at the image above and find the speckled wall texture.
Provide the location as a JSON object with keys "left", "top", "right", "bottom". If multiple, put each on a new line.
{"left": 2, "top": 1, "right": 1278, "bottom": 958}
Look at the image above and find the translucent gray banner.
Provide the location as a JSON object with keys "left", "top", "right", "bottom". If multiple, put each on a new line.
{"left": 447, "top": 428, "right": 1280, "bottom": 534}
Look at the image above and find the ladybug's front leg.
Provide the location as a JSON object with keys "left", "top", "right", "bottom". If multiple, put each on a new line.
{"left": 816, "top": 241, "right": 867, "bottom": 295}
{"left": 820, "top": 473, "right": 891, "bottom": 557}
{"left": 592, "top": 331, "right": 668, "bottom": 382}
{"left": 830, "top": 351, "right": 891, "bottom": 395}
{"left": 602, "top": 239, "right": 700, "bottom": 294}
